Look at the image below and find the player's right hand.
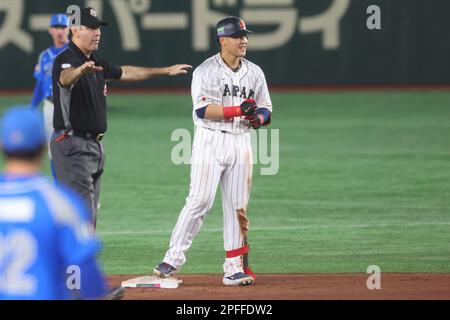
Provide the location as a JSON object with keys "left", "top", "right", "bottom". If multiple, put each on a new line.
{"left": 240, "top": 99, "right": 257, "bottom": 116}
{"left": 80, "top": 61, "right": 103, "bottom": 75}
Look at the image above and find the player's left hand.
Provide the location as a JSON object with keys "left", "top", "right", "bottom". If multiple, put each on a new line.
{"left": 167, "top": 64, "right": 193, "bottom": 76}
{"left": 244, "top": 109, "right": 265, "bottom": 129}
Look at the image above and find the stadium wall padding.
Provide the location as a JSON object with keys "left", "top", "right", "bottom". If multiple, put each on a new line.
{"left": 0, "top": 0, "right": 448, "bottom": 88}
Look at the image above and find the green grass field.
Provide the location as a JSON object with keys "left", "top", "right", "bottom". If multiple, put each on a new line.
{"left": 1, "top": 91, "right": 450, "bottom": 275}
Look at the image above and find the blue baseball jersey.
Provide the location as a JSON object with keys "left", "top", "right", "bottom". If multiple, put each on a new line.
{"left": 31, "top": 45, "right": 68, "bottom": 109}
{"left": 0, "top": 174, "right": 107, "bottom": 300}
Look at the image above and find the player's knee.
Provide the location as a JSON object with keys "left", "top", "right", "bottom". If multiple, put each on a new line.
{"left": 186, "top": 194, "right": 214, "bottom": 211}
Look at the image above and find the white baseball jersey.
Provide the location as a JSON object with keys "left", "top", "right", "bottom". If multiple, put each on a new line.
{"left": 162, "top": 53, "right": 272, "bottom": 277}
{"left": 191, "top": 53, "right": 272, "bottom": 134}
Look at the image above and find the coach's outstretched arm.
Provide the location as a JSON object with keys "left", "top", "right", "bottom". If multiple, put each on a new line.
{"left": 59, "top": 61, "right": 103, "bottom": 87}
{"left": 59, "top": 62, "right": 192, "bottom": 87}
{"left": 119, "top": 64, "right": 192, "bottom": 82}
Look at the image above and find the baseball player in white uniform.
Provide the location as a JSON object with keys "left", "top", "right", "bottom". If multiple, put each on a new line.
{"left": 154, "top": 17, "right": 273, "bottom": 286}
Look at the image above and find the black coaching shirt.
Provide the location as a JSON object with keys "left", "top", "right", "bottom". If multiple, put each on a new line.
{"left": 52, "top": 41, "right": 122, "bottom": 134}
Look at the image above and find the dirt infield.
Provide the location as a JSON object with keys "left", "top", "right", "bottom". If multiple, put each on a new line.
{"left": 108, "top": 273, "right": 450, "bottom": 300}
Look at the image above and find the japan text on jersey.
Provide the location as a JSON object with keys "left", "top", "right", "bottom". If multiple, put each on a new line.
{"left": 191, "top": 53, "right": 272, "bottom": 134}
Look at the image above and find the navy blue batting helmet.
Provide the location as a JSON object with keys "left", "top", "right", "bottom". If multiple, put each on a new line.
{"left": 216, "top": 16, "right": 253, "bottom": 38}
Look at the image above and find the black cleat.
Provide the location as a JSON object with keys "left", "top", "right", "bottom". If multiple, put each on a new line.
{"left": 223, "top": 272, "right": 254, "bottom": 286}
{"left": 153, "top": 262, "right": 178, "bottom": 278}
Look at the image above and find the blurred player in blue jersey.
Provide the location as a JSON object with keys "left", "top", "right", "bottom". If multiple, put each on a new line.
{"left": 31, "top": 14, "right": 69, "bottom": 181}
{"left": 0, "top": 107, "right": 121, "bottom": 300}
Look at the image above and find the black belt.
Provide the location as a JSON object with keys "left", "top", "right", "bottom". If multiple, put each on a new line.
{"left": 203, "top": 127, "right": 229, "bottom": 134}
{"left": 56, "top": 129, "right": 104, "bottom": 142}
{"left": 72, "top": 130, "right": 105, "bottom": 141}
